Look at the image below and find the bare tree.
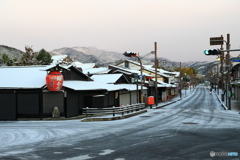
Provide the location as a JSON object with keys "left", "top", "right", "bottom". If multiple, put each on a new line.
{"left": 18, "top": 46, "right": 40, "bottom": 66}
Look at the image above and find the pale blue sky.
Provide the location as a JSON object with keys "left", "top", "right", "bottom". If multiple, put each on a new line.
{"left": 1, "top": 0, "right": 240, "bottom": 62}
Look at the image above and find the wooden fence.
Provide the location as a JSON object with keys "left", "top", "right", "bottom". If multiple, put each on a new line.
{"left": 82, "top": 103, "right": 145, "bottom": 117}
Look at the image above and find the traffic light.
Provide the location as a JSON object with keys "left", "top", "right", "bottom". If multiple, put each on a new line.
{"left": 203, "top": 49, "right": 221, "bottom": 56}
{"left": 123, "top": 51, "right": 137, "bottom": 57}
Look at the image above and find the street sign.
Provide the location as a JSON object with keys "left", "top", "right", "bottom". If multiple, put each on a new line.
{"left": 227, "top": 91, "right": 232, "bottom": 97}
{"left": 230, "top": 57, "right": 240, "bottom": 62}
{"left": 210, "top": 37, "right": 224, "bottom": 45}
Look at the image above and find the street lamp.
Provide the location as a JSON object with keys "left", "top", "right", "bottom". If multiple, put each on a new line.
{"left": 123, "top": 51, "right": 144, "bottom": 103}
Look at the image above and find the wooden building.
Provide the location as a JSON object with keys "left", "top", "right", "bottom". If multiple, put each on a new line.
{"left": 231, "top": 63, "right": 240, "bottom": 99}
{"left": 0, "top": 64, "right": 147, "bottom": 120}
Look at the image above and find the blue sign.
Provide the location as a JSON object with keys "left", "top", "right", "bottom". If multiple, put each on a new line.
{"left": 230, "top": 57, "right": 240, "bottom": 62}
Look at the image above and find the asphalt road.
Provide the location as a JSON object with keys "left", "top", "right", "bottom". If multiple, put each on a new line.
{"left": 1, "top": 85, "right": 240, "bottom": 160}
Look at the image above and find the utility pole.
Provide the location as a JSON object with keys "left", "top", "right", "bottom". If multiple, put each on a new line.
{"left": 226, "top": 33, "right": 231, "bottom": 110}
{"left": 179, "top": 62, "right": 182, "bottom": 98}
{"left": 154, "top": 42, "right": 158, "bottom": 106}
{"left": 219, "top": 35, "right": 225, "bottom": 102}
{"left": 217, "top": 63, "right": 219, "bottom": 95}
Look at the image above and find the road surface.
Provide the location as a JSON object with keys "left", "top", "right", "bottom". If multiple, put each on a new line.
{"left": 1, "top": 85, "right": 240, "bottom": 160}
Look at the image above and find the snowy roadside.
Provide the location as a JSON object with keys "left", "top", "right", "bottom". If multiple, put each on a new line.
{"left": 213, "top": 88, "right": 240, "bottom": 113}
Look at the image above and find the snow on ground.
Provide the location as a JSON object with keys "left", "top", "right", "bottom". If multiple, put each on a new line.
{"left": 0, "top": 86, "right": 193, "bottom": 150}
{"left": 0, "top": 84, "right": 240, "bottom": 158}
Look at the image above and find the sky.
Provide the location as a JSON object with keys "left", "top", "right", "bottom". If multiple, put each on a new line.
{"left": 1, "top": 0, "right": 240, "bottom": 62}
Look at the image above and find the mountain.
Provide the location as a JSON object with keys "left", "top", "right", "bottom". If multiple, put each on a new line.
{"left": 51, "top": 46, "right": 219, "bottom": 74}
{"left": 0, "top": 45, "right": 22, "bottom": 59}
{"left": 0, "top": 45, "right": 217, "bottom": 75}
{"left": 51, "top": 46, "right": 125, "bottom": 66}
{"left": 50, "top": 46, "right": 215, "bottom": 74}
{"left": 142, "top": 57, "right": 217, "bottom": 75}
{"left": 182, "top": 61, "right": 219, "bottom": 75}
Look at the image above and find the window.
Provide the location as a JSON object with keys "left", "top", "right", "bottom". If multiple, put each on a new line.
{"left": 125, "top": 61, "right": 129, "bottom": 68}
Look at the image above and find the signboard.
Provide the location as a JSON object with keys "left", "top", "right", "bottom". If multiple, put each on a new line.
{"left": 230, "top": 57, "right": 240, "bottom": 62}
{"left": 148, "top": 81, "right": 155, "bottom": 87}
{"left": 227, "top": 91, "right": 232, "bottom": 97}
{"left": 131, "top": 73, "right": 138, "bottom": 78}
{"left": 131, "top": 78, "right": 138, "bottom": 83}
{"left": 169, "top": 77, "right": 175, "bottom": 83}
{"left": 210, "top": 37, "right": 224, "bottom": 45}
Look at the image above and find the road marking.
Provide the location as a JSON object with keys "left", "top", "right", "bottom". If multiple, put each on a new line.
{"left": 99, "top": 149, "right": 115, "bottom": 155}
{"left": 174, "top": 124, "right": 183, "bottom": 135}
{"left": 160, "top": 124, "right": 183, "bottom": 139}
{"left": 73, "top": 148, "right": 84, "bottom": 150}
{"left": 214, "top": 110, "right": 220, "bottom": 113}
{"left": 64, "top": 154, "right": 93, "bottom": 160}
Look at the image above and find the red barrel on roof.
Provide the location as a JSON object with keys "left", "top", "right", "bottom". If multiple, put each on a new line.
{"left": 46, "top": 71, "right": 63, "bottom": 91}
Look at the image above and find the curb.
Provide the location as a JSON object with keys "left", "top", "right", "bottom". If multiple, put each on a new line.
{"left": 154, "top": 87, "right": 197, "bottom": 109}
{"left": 154, "top": 100, "right": 178, "bottom": 109}
{"left": 81, "top": 110, "right": 147, "bottom": 122}
{"left": 43, "top": 116, "right": 86, "bottom": 121}
{"left": 214, "top": 92, "right": 228, "bottom": 110}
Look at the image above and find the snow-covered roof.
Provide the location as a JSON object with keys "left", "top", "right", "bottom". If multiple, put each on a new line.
{"left": 144, "top": 67, "right": 171, "bottom": 78}
{"left": 112, "top": 69, "right": 132, "bottom": 75}
{"left": 109, "top": 64, "right": 153, "bottom": 77}
{"left": 63, "top": 80, "right": 128, "bottom": 91}
{"left": 109, "top": 64, "right": 137, "bottom": 73}
{"left": 0, "top": 66, "right": 47, "bottom": 89}
{"left": 166, "top": 84, "right": 172, "bottom": 87}
{"left": 63, "top": 79, "right": 148, "bottom": 92}
{"left": 231, "top": 81, "right": 240, "bottom": 85}
{"left": 52, "top": 55, "right": 96, "bottom": 70}
{"left": 125, "top": 59, "right": 141, "bottom": 66}
{"left": 114, "top": 84, "right": 148, "bottom": 91}
{"left": 41, "top": 64, "right": 71, "bottom": 71}
{"left": 91, "top": 74, "right": 124, "bottom": 84}
{"left": 63, "top": 81, "right": 108, "bottom": 91}
{"left": 83, "top": 67, "right": 111, "bottom": 75}
{"left": 143, "top": 65, "right": 153, "bottom": 68}
{"left": 122, "top": 60, "right": 173, "bottom": 78}
{"left": 51, "top": 55, "right": 68, "bottom": 64}
{"left": 151, "top": 78, "right": 175, "bottom": 87}
{"left": 158, "top": 69, "right": 178, "bottom": 76}
{"left": 171, "top": 71, "right": 180, "bottom": 77}
{"left": 72, "top": 62, "right": 96, "bottom": 70}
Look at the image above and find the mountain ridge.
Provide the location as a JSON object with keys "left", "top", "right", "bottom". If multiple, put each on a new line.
{"left": 0, "top": 45, "right": 215, "bottom": 74}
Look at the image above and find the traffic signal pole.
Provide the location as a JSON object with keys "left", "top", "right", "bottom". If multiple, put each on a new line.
{"left": 123, "top": 51, "right": 143, "bottom": 103}
{"left": 135, "top": 56, "right": 143, "bottom": 103}
{"left": 205, "top": 34, "right": 234, "bottom": 110}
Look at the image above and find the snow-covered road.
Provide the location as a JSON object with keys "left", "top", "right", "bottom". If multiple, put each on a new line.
{"left": 1, "top": 85, "right": 240, "bottom": 160}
